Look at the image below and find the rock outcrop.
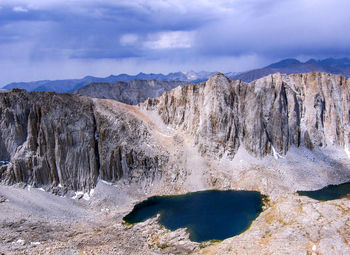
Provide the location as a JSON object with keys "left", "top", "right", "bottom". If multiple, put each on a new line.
{"left": 75, "top": 79, "right": 188, "bottom": 105}
{"left": 0, "top": 90, "right": 167, "bottom": 192}
{"left": 0, "top": 72, "right": 349, "bottom": 192}
{"left": 141, "top": 72, "right": 350, "bottom": 158}
{"left": 93, "top": 100, "right": 167, "bottom": 187}
{"left": 0, "top": 90, "right": 99, "bottom": 191}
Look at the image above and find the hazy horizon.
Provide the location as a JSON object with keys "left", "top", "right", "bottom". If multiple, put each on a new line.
{"left": 1, "top": 0, "right": 350, "bottom": 86}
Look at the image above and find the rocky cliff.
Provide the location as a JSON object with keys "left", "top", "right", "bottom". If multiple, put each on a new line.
{"left": 0, "top": 89, "right": 167, "bottom": 192}
{"left": 75, "top": 80, "right": 188, "bottom": 105}
{"left": 141, "top": 72, "right": 350, "bottom": 158}
{"left": 0, "top": 72, "right": 349, "bottom": 192}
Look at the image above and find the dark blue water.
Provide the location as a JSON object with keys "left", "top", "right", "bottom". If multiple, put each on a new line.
{"left": 297, "top": 182, "right": 350, "bottom": 201}
{"left": 123, "top": 190, "right": 263, "bottom": 242}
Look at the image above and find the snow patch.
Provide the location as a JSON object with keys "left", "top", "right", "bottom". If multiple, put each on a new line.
{"left": 13, "top": 239, "right": 25, "bottom": 245}
{"left": 72, "top": 191, "right": 91, "bottom": 201}
{"left": 27, "top": 185, "right": 32, "bottom": 191}
{"left": 345, "top": 145, "right": 350, "bottom": 159}
{"left": 72, "top": 191, "right": 84, "bottom": 200}
{"left": 101, "top": 208, "right": 110, "bottom": 213}
{"left": 83, "top": 193, "right": 90, "bottom": 201}
{"left": 271, "top": 145, "right": 284, "bottom": 160}
{"left": 38, "top": 188, "right": 45, "bottom": 191}
{"left": 58, "top": 183, "right": 62, "bottom": 188}
{"left": 312, "top": 244, "right": 317, "bottom": 251}
{"left": 30, "top": 241, "right": 41, "bottom": 246}
{"left": 100, "top": 180, "right": 113, "bottom": 186}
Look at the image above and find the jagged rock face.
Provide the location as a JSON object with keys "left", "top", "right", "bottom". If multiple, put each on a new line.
{"left": 0, "top": 90, "right": 98, "bottom": 191}
{"left": 0, "top": 72, "right": 349, "bottom": 192}
{"left": 0, "top": 90, "right": 167, "bottom": 191}
{"left": 75, "top": 80, "right": 188, "bottom": 105}
{"left": 142, "top": 72, "right": 350, "bottom": 158}
{"left": 93, "top": 100, "right": 167, "bottom": 186}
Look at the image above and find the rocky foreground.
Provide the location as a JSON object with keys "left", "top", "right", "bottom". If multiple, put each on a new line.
{"left": 0, "top": 72, "right": 350, "bottom": 254}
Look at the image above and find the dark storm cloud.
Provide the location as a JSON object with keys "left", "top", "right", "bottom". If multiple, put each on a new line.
{"left": 0, "top": 0, "right": 349, "bottom": 85}
{"left": 194, "top": 0, "right": 350, "bottom": 59}
{"left": 0, "top": 1, "right": 214, "bottom": 60}
{"left": 0, "top": 6, "right": 52, "bottom": 25}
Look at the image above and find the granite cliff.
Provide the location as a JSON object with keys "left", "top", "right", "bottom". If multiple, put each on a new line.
{"left": 142, "top": 72, "right": 350, "bottom": 158}
{"left": 0, "top": 72, "right": 349, "bottom": 193}
{"left": 0, "top": 90, "right": 167, "bottom": 192}
{"left": 1, "top": 72, "right": 350, "bottom": 254}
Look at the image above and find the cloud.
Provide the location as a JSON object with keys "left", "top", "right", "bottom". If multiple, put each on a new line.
{"left": 0, "top": 0, "right": 349, "bottom": 85}
{"left": 194, "top": 0, "right": 350, "bottom": 59}
{"left": 120, "top": 34, "right": 139, "bottom": 46}
{"left": 12, "top": 6, "right": 28, "bottom": 12}
{"left": 143, "top": 31, "right": 194, "bottom": 49}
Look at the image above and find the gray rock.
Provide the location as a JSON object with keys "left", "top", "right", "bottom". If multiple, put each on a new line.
{"left": 75, "top": 79, "right": 189, "bottom": 105}
{"left": 0, "top": 194, "right": 6, "bottom": 203}
{"left": 0, "top": 90, "right": 168, "bottom": 192}
{"left": 0, "top": 72, "right": 349, "bottom": 192}
{"left": 141, "top": 72, "right": 350, "bottom": 158}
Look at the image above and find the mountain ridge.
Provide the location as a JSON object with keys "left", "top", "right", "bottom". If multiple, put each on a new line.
{"left": 3, "top": 57, "right": 350, "bottom": 93}
{"left": 2, "top": 71, "right": 215, "bottom": 93}
{"left": 0, "top": 72, "right": 349, "bottom": 193}
{"left": 230, "top": 57, "right": 350, "bottom": 82}
{"left": 75, "top": 79, "right": 190, "bottom": 105}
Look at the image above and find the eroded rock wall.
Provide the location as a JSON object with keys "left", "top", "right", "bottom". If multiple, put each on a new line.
{"left": 0, "top": 90, "right": 167, "bottom": 191}
{"left": 141, "top": 72, "right": 350, "bottom": 158}
{"left": 0, "top": 72, "right": 349, "bottom": 191}
{"left": 93, "top": 100, "right": 167, "bottom": 186}
{"left": 0, "top": 90, "right": 98, "bottom": 191}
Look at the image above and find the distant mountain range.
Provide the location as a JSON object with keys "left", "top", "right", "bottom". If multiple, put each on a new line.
{"left": 2, "top": 71, "right": 216, "bottom": 93}
{"left": 3, "top": 57, "right": 350, "bottom": 92}
{"left": 229, "top": 57, "right": 350, "bottom": 82}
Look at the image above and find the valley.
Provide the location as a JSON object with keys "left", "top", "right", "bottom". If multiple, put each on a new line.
{"left": 0, "top": 72, "right": 349, "bottom": 254}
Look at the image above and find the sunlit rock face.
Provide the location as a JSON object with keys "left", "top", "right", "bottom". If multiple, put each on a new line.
{"left": 0, "top": 72, "right": 350, "bottom": 254}
{"left": 142, "top": 72, "right": 350, "bottom": 158}
{"left": 0, "top": 72, "right": 349, "bottom": 193}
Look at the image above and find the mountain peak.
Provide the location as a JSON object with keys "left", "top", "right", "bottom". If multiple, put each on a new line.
{"left": 3, "top": 71, "right": 213, "bottom": 92}
{"left": 305, "top": 58, "right": 317, "bottom": 64}
{"left": 267, "top": 58, "right": 301, "bottom": 68}
{"left": 320, "top": 57, "right": 350, "bottom": 67}
{"left": 207, "top": 72, "right": 231, "bottom": 87}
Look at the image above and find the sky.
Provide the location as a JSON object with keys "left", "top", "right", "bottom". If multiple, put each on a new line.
{"left": 0, "top": 0, "right": 350, "bottom": 85}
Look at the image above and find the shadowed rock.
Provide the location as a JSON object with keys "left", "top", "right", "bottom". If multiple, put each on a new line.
{"left": 0, "top": 90, "right": 167, "bottom": 192}
{"left": 0, "top": 72, "right": 349, "bottom": 192}
{"left": 75, "top": 79, "right": 189, "bottom": 105}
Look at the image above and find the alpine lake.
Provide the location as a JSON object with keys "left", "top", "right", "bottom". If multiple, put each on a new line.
{"left": 123, "top": 190, "right": 265, "bottom": 242}
{"left": 297, "top": 181, "right": 350, "bottom": 201}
